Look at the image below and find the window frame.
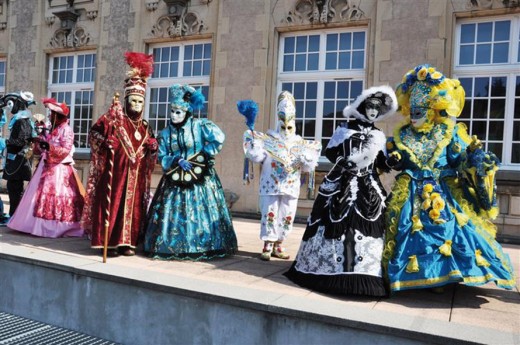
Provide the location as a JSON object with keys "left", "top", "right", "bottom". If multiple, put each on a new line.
{"left": 277, "top": 28, "right": 367, "bottom": 155}
{"left": 453, "top": 15, "right": 520, "bottom": 170}
{"left": 145, "top": 40, "right": 212, "bottom": 135}
{"left": 48, "top": 52, "right": 96, "bottom": 152}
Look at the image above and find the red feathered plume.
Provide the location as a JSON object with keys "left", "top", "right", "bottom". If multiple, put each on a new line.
{"left": 124, "top": 52, "right": 154, "bottom": 80}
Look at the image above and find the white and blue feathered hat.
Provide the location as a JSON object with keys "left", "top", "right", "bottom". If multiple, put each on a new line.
{"left": 169, "top": 84, "right": 205, "bottom": 113}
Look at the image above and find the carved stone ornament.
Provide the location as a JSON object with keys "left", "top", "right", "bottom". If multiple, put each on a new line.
{"left": 86, "top": 10, "right": 98, "bottom": 20}
{"left": 50, "top": 26, "right": 90, "bottom": 48}
{"left": 466, "top": 0, "right": 494, "bottom": 9}
{"left": 0, "top": 22, "right": 6, "bottom": 30}
{"left": 284, "top": 0, "right": 365, "bottom": 25}
{"left": 466, "top": 0, "right": 520, "bottom": 9}
{"left": 151, "top": 11, "right": 206, "bottom": 38}
{"left": 145, "top": 0, "right": 160, "bottom": 11}
{"left": 45, "top": 16, "right": 57, "bottom": 26}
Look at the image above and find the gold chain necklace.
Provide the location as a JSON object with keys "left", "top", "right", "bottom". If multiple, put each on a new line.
{"left": 125, "top": 112, "right": 143, "bottom": 141}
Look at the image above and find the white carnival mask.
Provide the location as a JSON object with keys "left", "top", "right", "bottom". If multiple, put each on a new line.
{"left": 278, "top": 119, "right": 296, "bottom": 140}
{"left": 170, "top": 105, "right": 187, "bottom": 124}
{"left": 127, "top": 94, "right": 144, "bottom": 114}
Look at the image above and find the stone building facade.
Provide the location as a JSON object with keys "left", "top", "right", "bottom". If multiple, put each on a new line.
{"left": 0, "top": 0, "right": 518, "bottom": 241}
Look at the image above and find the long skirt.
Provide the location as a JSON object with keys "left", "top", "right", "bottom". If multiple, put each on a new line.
{"left": 143, "top": 170, "right": 237, "bottom": 260}
{"left": 8, "top": 160, "right": 84, "bottom": 238}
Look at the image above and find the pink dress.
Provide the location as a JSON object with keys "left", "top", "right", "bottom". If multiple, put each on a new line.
{"left": 8, "top": 121, "right": 85, "bottom": 237}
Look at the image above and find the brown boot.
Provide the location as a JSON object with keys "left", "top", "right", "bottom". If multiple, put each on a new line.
{"left": 105, "top": 249, "right": 119, "bottom": 257}
{"left": 122, "top": 247, "right": 135, "bottom": 256}
{"left": 272, "top": 241, "right": 290, "bottom": 259}
{"left": 260, "top": 241, "right": 274, "bottom": 261}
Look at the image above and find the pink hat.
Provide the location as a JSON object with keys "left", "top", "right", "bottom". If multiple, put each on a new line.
{"left": 42, "top": 97, "right": 70, "bottom": 117}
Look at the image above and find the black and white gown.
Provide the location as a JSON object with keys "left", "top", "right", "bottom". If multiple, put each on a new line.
{"left": 284, "top": 85, "right": 398, "bottom": 297}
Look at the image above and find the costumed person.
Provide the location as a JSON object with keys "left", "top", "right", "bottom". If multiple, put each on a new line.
{"left": 0, "top": 106, "right": 8, "bottom": 224}
{"left": 142, "top": 84, "right": 237, "bottom": 260}
{"left": 284, "top": 86, "right": 397, "bottom": 297}
{"left": 382, "top": 64, "right": 516, "bottom": 292}
{"left": 82, "top": 52, "right": 158, "bottom": 257}
{"left": 241, "top": 91, "right": 321, "bottom": 261}
{"left": 7, "top": 98, "right": 85, "bottom": 237}
{"left": 0, "top": 92, "right": 36, "bottom": 219}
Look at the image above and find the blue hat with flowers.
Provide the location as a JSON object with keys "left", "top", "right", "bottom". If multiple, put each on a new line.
{"left": 169, "top": 84, "right": 205, "bottom": 113}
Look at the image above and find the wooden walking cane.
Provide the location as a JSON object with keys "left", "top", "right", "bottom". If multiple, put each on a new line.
{"left": 103, "top": 92, "right": 119, "bottom": 263}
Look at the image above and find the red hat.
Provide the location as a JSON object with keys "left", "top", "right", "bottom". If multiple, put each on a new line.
{"left": 42, "top": 97, "right": 70, "bottom": 117}
{"left": 124, "top": 52, "right": 154, "bottom": 98}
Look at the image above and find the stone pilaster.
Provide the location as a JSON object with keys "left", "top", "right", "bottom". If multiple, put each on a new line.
{"left": 212, "top": 0, "right": 270, "bottom": 213}
{"left": 7, "top": 0, "right": 38, "bottom": 92}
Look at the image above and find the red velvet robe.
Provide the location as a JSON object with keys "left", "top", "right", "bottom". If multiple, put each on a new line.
{"left": 82, "top": 100, "right": 157, "bottom": 249}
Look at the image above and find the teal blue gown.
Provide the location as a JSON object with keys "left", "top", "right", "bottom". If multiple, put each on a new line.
{"left": 383, "top": 119, "right": 516, "bottom": 292}
{"left": 143, "top": 117, "right": 237, "bottom": 260}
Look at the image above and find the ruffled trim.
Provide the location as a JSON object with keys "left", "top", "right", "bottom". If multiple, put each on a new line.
{"left": 323, "top": 209, "right": 385, "bottom": 239}
{"left": 390, "top": 269, "right": 516, "bottom": 291}
{"left": 382, "top": 174, "right": 411, "bottom": 276}
{"left": 285, "top": 265, "right": 388, "bottom": 297}
{"left": 146, "top": 248, "right": 237, "bottom": 261}
{"left": 456, "top": 123, "right": 473, "bottom": 145}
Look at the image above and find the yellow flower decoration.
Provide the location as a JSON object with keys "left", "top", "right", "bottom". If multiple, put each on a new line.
{"left": 412, "top": 215, "right": 423, "bottom": 233}
{"left": 439, "top": 240, "right": 452, "bottom": 256}
{"left": 422, "top": 199, "right": 431, "bottom": 210}
{"left": 417, "top": 67, "right": 428, "bottom": 81}
{"left": 431, "top": 71, "right": 443, "bottom": 80}
{"left": 451, "top": 207, "right": 469, "bottom": 226}
{"left": 429, "top": 209, "right": 441, "bottom": 220}
{"left": 432, "top": 197, "right": 445, "bottom": 211}
{"left": 428, "top": 67, "right": 435, "bottom": 74}
{"left": 430, "top": 192, "right": 441, "bottom": 200}
{"left": 423, "top": 184, "right": 434, "bottom": 193}
{"left": 406, "top": 255, "right": 419, "bottom": 273}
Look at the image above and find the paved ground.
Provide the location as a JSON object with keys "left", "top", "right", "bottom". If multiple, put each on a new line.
{"left": 0, "top": 211, "right": 519, "bottom": 340}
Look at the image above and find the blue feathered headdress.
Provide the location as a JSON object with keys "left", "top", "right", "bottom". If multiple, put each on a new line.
{"left": 237, "top": 99, "right": 258, "bottom": 131}
{"left": 169, "top": 84, "right": 205, "bottom": 113}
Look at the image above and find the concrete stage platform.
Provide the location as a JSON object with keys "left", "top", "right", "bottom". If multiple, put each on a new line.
{"left": 0, "top": 218, "right": 518, "bottom": 345}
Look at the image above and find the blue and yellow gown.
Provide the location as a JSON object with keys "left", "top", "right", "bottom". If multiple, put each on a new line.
{"left": 383, "top": 118, "right": 516, "bottom": 291}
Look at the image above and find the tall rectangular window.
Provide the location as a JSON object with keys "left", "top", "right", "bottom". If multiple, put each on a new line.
{"left": 0, "top": 59, "right": 5, "bottom": 96}
{"left": 48, "top": 52, "right": 96, "bottom": 150}
{"left": 455, "top": 16, "right": 520, "bottom": 169}
{"left": 278, "top": 29, "right": 366, "bottom": 150}
{"left": 147, "top": 41, "right": 212, "bottom": 135}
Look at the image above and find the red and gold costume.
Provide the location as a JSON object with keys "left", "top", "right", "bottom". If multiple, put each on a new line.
{"left": 82, "top": 52, "right": 158, "bottom": 250}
